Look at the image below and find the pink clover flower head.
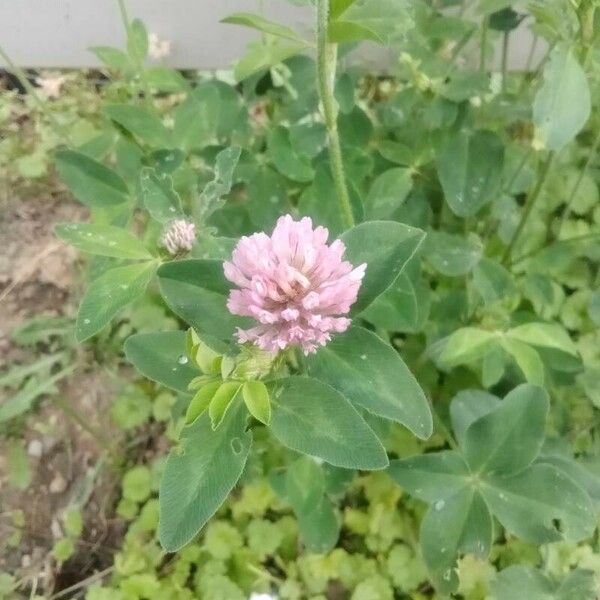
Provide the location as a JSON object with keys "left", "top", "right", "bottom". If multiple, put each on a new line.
{"left": 162, "top": 219, "right": 196, "bottom": 255}
{"left": 224, "top": 215, "right": 366, "bottom": 355}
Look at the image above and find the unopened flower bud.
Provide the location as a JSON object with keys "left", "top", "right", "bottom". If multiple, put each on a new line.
{"left": 161, "top": 219, "right": 196, "bottom": 255}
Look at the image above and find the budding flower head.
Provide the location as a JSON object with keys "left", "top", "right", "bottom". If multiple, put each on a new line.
{"left": 161, "top": 219, "right": 196, "bottom": 255}
{"left": 224, "top": 215, "right": 366, "bottom": 355}
{"left": 148, "top": 33, "right": 172, "bottom": 60}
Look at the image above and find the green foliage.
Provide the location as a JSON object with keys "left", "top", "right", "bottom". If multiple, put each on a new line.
{"left": 2, "top": 0, "right": 599, "bottom": 596}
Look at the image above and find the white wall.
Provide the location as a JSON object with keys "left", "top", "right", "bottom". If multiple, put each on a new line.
{"left": 0, "top": 1, "right": 543, "bottom": 71}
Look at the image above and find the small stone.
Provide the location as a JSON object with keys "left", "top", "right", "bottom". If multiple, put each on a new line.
{"left": 27, "top": 439, "right": 43, "bottom": 458}
{"left": 49, "top": 472, "right": 67, "bottom": 494}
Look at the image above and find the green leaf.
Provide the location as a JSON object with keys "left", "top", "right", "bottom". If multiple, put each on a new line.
{"left": 500, "top": 337, "right": 545, "bottom": 385}
{"left": 425, "top": 231, "right": 483, "bottom": 276}
{"left": 138, "top": 168, "right": 184, "bottom": 223}
{"left": 506, "top": 322, "right": 578, "bottom": 357}
{"left": 268, "top": 376, "right": 388, "bottom": 470}
{"left": 222, "top": 13, "right": 309, "bottom": 44}
{"left": 209, "top": 382, "right": 242, "bottom": 430}
{"left": 285, "top": 457, "right": 340, "bottom": 553}
{"left": 436, "top": 130, "right": 504, "bottom": 217}
{"left": 90, "top": 46, "right": 132, "bottom": 71}
{"left": 533, "top": 45, "right": 591, "bottom": 151}
{"left": 199, "top": 146, "right": 242, "bottom": 217}
{"left": 55, "top": 222, "right": 151, "bottom": 260}
{"left": 388, "top": 451, "right": 470, "bottom": 503}
{"left": 55, "top": 150, "right": 130, "bottom": 207}
{"left": 185, "top": 382, "right": 220, "bottom": 425}
{"left": 365, "top": 168, "right": 413, "bottom": 220}
{"left": 462, "top": 384, "right": 548, "bottom": 475}
{"left": 420, "top": 487, "right": 492, "bottom": 595}
{"left": 438, "top": 327, "right": 497, "bottom": 367}
{"left": 305, "top": 326, "right": 432, "bottom": 439}
{"left": 122, "top": 465, "right": 152, "bottom": 503}
{"left": 124, "top": 331, "right": 198, "bottom": 393}
{"left": 492, "top": 566, "right": 596, "bottom": 600}
{"left": 159, "top": 400, "right": 252, "bottom": 552}
{"left": 234, "top": 39, "right": 307, "bottom": 81}
{"left": 127, "top": 18, "right": 148, "bottom": 62}
{"left": 76, "top": 262, "right": 157, "bottom": 342}
{"left": 172, "top": 88, "right": 220, "bottom": 151}
{"left": 145, "top": 67, "right": 190, "bottom": 93}
{"left": 104, "top": 104, "right": 170, "bottom": 147}
{"left": 329, "top": 0, "right": 413, "bottom": 45}
{"left": 472, "top": 257, "right": 516, "bottom": 304}
{"left": 342, "top": 221, "right": 425, "bottom": 314}
{"left": 242, "top": 380, "right": 271, "bottom": 425}
{"left": 449, "top": 390, "right": 500, "bottom": 448}
{"left": 267, "top": 126, "right": 314, "bottom": 183}
{"left": 482, "top": 463, "right": 595, "bottom": 543}
{"left": 158, "top": 260, "right": 250, "bottom": 341}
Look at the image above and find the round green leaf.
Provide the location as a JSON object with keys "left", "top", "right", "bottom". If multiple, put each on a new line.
{"left": 268, "top": 376, "right": 388, "bottom": 470}
{"left": 342, "top": 221, "right": 425, "bottom": 315}
{"left": 124, "top": 331, "right": 198, "bottom": 393}
{"left": 462, "top": 384, "right": 548, "bottom": 475}
{"left": 305, "top": 326, "right": 432, "bottom": 439}
{"left": 159, "top": 400, "right": 252, "bottom": 552}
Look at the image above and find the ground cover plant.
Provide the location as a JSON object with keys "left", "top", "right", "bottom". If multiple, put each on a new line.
{"left": 1, "top": 0, "right": 600, "bottom": 598}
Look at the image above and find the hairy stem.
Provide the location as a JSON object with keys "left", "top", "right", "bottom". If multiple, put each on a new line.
{"left": 502, "top": 152, "right": 555, "bottom": 265}
{"left": 315, "top": 0, "right": 354, "bottom": 230}
{"left": 501, "top": 31, "right": 509, "bottom": 92}
{"left": 479, "top": 16, "right": 488, "bottom": 72}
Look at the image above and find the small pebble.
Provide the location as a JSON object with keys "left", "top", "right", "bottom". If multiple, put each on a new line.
{"left": 49, "top": 472, "right": 67, "bottom": 494}
{"left": 27, "top": 439, "right": 43, "bottom": 458}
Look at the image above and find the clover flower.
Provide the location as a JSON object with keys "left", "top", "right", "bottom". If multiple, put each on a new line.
{"left": 224, "top": 215, "right": 366, "bottom": 354}
{"left": 161, "top": 219, "right": 196, "bottom": 255}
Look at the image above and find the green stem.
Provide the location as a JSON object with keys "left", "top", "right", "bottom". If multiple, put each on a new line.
{"left": 315, "top": 0, "right": 354, "bottom": 230}
{"left": 479, "top": 16, "right": 488, "bottom": 73}
{"left": 502, "top": 152, "right": 555, "bottom": 265}
{"left": 557, "top": 128, "right": 600, "bottom": 237}
{"left": 501, "top": 31, "right": 509, "bottom": 92}
{"left": 0, "top": 45, "right": 72, "bottom": 143}
{"left": 115, "top": 0, "right": 152, "bottom": 106}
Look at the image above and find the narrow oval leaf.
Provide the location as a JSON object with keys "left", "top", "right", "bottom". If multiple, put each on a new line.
{"left": 268, "top": 376, "right": 388, "bottom": 470}
{"left": 424, "top": 232, "right": 483, "bottom": 277}
{"left": 435, "top": 129, "right": 504, "bottom": 217}
{"left": 388, "top": 451, "right": 470, "bottom": 503}
{"left": 449, "top": 390, "right": 500, "bottom": 448}
{"left": 342, "top": 221, "right": 425, "bottom": 315}
{"left": 438, "top": 327, "right": 498, "bottom": 367}
{"left": 482, "top": 463, "right": 595, "bottom": 544}
{"left": 222, "top": 12, "right": 309, "bottom": 44}
{"left": 158, "top": 260, "right": 251, "bottom": 342}
{"left": 209, "top": 382, "right": 242, "bottom": 430}
{"left": 76, "top": 262, "right": 156, "bottom": 342}
{"left": 305, "top": 326, "right": 432, "bottom": 439}
{"left": 242, "top": 380, "right": 272, "bottom": 425}
{"left": 159, "top": 400, "right": 252, "bottom": 552}
{"left": 104, "top": 104, "right": 171, "bottom": 147}
{"left": 124, "top": 331, "right": 198, "bottom": 393}
{"left": 420, "top": 488, "right": 493, "bottom": 595}
{"left": 533, "top": 45, "right": 591, "bottom": 151}
{"left": 185, "top": 382, "right": 221, "bottom": 425}
{"left": 138, "top": 168, "right": 184, "bottom": 223}
{"left": 55, "top": 223, "right": 151, "bottom": 260}
{"left": 55, "top": 150, "right": 129, "bottom": 207}
{"left": 462, "top": 384, "right": 549, "bottom": 475}
{"left": 365, "top": 167, "right": 413, "bottom": 220}
{"left": 506, "top": 322, "right": 578, "bottom": 356}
